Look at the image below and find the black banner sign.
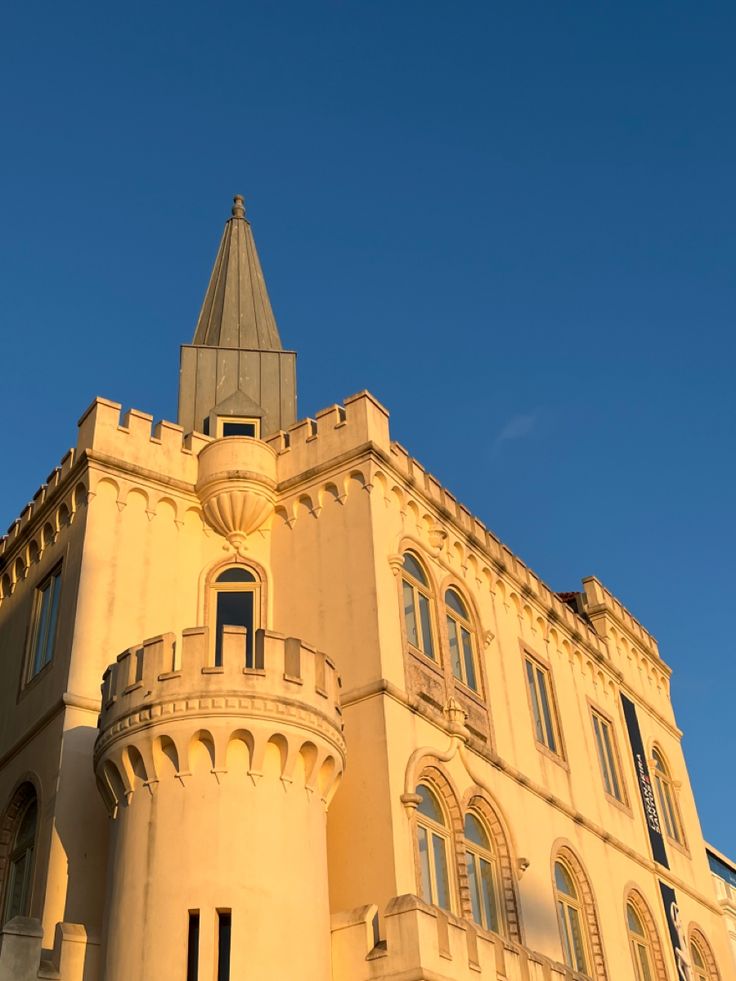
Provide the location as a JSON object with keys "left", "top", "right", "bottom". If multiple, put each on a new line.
{"left": 659, "top": 881, "right": 694, "bottom": 980}
{"left": 620, "top": 694, "right": 693, "bottom": 977}
{"left": 620, "top": 693, "right": 669, "bottom": 868}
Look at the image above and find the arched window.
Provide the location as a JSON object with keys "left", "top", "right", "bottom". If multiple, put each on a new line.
{"left": 464, "top": 812, "right": 502, "bottom": 934}
{"left": 3, "top": 796, "right": 37, "bottom": 923}
{"left": 689, "top": 932, "right": 719, "bottom": 981}
{"left": 554, "top": 860, "right": 590, "bottom": 976}
{"left": 651, "top": 747, "right": 685, "bottom": 846}
{"left": 401, "top": 553, "right": 435, "bottom": 660}
{"left": 212, "top": 567, "right": 259, "bottom": 668}
{"left": 626, "top": 901, "right": 655, "bottom": 981}
{"left": 445, "top": 588, "right": 478, "bottom": 691}
{"left": 415, "top": 785, "right": 452, "bottom": 912}
{"left": 691, "top": 941, "right": 708, "bottom": 981}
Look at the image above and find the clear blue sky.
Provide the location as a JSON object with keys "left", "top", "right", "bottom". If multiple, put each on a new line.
{"left": 1, "top": 3, "right": 734, "bottom": 854}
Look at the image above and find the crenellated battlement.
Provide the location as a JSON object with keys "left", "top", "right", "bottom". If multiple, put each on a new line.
{"left": 94, "top": 626, "right": 346, "bottom": 816}
{"left": 98, "top": 626, "right": 342, "bottom": 734}
{"left": 0, "top": 448, "right": 78, "bottom": 560}
{"left": 76, "top": 397, "right": 211, "bottom": 484}
{"left": 265, "top": 390, "right": 391, "bottom": 484}
{"left": 580, "top": 576, "right": 660, "bottom": 660}
{"left": 331, "top": 895, "right": 580, "bottom": 981}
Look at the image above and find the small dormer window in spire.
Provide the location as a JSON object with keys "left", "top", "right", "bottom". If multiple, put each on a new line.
{"left": 217, "top": 416, "right": 261, "bottom": 439}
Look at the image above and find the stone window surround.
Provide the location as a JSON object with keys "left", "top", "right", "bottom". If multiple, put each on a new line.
{"left": 409, "top": 763, "right": 523, "bottom": 945}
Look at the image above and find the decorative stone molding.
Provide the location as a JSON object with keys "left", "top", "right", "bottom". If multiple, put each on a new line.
{"left": 94, "top": 626, "right": 346, "bottom": 816}
{"left": 195, "top": 437, "right": 277, "bottom": 554}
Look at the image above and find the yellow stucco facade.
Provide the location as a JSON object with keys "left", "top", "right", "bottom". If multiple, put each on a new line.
{"left": 0, "top": 197, "right": 732, "bottom": 981}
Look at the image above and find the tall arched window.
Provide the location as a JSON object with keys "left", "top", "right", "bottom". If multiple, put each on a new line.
{"left": 689, "top": 932, "right": 719, "bottom": 981}
{"left": 651, "top": 747, "right": 685, "bottom": 846}
{"left": 464, "top": 812, "right": 502, "bottom": 934}
{"left": 445, "top": 589, "right": 478, "bottom": 691}
{"left": 415, "top": 784, "right": 452, "bottom": 912}
{"left": 554, "top": 860, "right": 590, "bottom": 976}
{"left": 401, "top": 553, "right": 435, "bottom": 660}
{"left": 212, "top": 567, "right": 259, "bottom": 668}
{"left": 626, "top": 901, "right": 655, "bottom": 981}
{"left": 691, "top": 941, "right": 708, "bottom": 981}
{"left": 3, "top": 795, "right": 37, "bottom": 923}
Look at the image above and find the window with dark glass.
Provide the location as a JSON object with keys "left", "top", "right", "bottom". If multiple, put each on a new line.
{"left": 217, "top": 910, "right": 231, "bottom": 981}
{"left": 28, "top": 566, "right": 62, "bottom": 678}
{"left": 186, "top": 910, "right": 200, "bottom": 981}
{"left": 213, "top": 567, "right": 258, "bottom": 668}
{"left": 217, "top": 416, "right": 260, "bottom": 438}
{"left": 445, "top": 589, "right": 478, "bottom": 691}
{"left": 3, "top": 798, "right": 37, "bottom": 923}
{"left": 401, "top": 553, "right": 435, "bottom": 660}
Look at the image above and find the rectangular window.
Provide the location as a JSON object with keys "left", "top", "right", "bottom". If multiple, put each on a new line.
{"left": 186, "top": 911, "right": 200, "bottom": 981}
{"left": 217, "top": 416, "right": 260, "bottom": 439}
{"left": 216, "top": 910, "right": 231, "bottom": 981}
{"left": 215, "top": 591, "right": 254, "bottom": 668}
{"left": 28, "top": 566, "right": 62, "bottom": 678}
{"left": 524, "top": 655, "right": 561, "bottom": 756}
{"left": 591, "top": 709, "right": 625, "bottom": 803}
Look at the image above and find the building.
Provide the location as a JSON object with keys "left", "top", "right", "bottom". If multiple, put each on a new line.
{"left": 0, "top": 196, "right": 731, "bottom": 981}
{"left": 706, "top": 844, "right": 736, "bottom": 972}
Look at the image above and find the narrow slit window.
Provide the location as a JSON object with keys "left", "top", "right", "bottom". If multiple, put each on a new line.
{"left": 186, "top": 911, "right": 200, "bottom": 981}
{"left": 217, "top": 910, "right": 231, "bottom": 981}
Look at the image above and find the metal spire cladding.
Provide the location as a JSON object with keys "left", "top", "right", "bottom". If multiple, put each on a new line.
{"left": 178, "top": 195, "right": 297, "bottom": 438}
{"left": 192, "top": 195, "right": 283, "bottom": 352}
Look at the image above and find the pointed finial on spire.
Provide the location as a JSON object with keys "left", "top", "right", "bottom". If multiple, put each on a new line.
{"left": 231, "top": 194, "right": 246, "bottom": 219}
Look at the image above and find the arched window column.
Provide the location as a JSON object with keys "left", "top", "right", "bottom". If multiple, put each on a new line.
{"left": 651, "top": 746, "right": 686, "bottom": 848}
{"left": 444, "top": 588, "right": 479, "bottom": 693}
{"left": 0, "top": 783, "right": 39, "bottom": 925}
{"left": 689, "top": 927, "right": 721, "bottom": 981}
{"left": 410, "top": 766, "right": 463, "bottom": 916}
{"left": 415, "top": 785, "right": 453, "bottom": 912}
{"left": 463, "top": 792, "right": 522, "bottom": 943}
{"left": 551, "top": 845, "right": 608, "bottom": 980}
{"left": 204, "top": 562, "right": 265, "bottom": 668}
{"left": 623, "top": 890, "right": 668, "bottom": 981}
{"left": 400, "top": 552, "right": 436, "bottom": 662}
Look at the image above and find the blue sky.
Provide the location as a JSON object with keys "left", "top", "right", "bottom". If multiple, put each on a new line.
{"left": 1, "top": 3, "right": 734, "bottom": 854}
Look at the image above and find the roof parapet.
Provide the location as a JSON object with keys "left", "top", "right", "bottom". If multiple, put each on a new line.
{"left": 265, "top": 390, "right": 390, "bottom": 484}
{"left": 98, "top": 626, "right": 343, "bottom": 739}
{"left": 331, "top": 895, "right": 572, "bottom": 980}
{"left": 581, "top": 576, "right": 660, "bottom": 660}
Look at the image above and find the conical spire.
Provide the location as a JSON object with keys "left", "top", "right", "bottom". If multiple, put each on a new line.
{"left": 193, "top": 195, "right": 282, "bottom": 350}
{"left": 177, "top": 195, "right": 297, "bottom": 438}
